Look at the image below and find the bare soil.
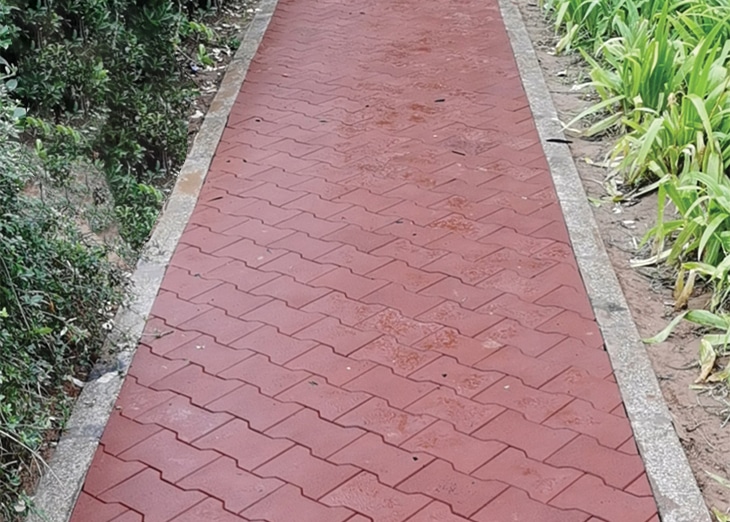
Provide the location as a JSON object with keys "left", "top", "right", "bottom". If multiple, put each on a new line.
{"left": 515, "top": 0, "right": 730, "bottom": 513}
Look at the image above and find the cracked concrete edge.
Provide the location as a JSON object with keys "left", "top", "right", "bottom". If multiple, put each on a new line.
{"left": 498, "top": 1, "right": 712, "bottom": 521}
{"left": 26, "top": 1, "right": 279, "bottom": 520}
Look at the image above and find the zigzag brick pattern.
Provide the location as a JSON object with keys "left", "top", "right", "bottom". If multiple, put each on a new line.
{"left": 69, "top": 0, "right": 659, "bottom": 520}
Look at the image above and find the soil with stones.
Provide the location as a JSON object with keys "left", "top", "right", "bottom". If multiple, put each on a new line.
{"left": 515, "top": 0, "right": 730, "bottom": 513}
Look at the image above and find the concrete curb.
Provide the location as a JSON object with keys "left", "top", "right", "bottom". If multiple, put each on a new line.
{"left": 496, "top": 1, "right": 711, "bottom": 521}
{"left": 26, "top": 1, "right": 279, "bottom": 520}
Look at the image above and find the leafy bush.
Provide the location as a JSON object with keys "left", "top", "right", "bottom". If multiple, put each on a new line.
{"left": 0, "top": 59, "right": 124, "bottom": 519}
{"left": 0, "top": 0, "right": 245, "bottom": 516}
{"left": 4, "top": 0, "right": 234, "bottom": 248}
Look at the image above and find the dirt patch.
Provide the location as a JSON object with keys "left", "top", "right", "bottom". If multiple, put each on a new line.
{"left": 514, "top": 0, "right": 730, "bottom": 512}
{"left": 186, "top": 0, "right": 259, "bottom": 140}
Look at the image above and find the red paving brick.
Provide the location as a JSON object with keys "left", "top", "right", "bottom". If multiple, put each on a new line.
{"left": 69, "top": 0, "right": 658, "bottom": 519}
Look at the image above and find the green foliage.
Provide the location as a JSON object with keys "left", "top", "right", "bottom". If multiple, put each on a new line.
{"left": 0, "top": 0, "right": 242, "bottom": 516}
{"left": 543, "top": 0, "right": 730, "bottom": 396}
{"left": 0, "top": 60, "right": 124, "bottom": 520}
{"left": 4, "top": 0, "right": 229, "bottom": 247}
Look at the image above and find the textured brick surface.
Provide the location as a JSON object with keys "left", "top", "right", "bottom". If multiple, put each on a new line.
{"left": 69, "top": 0, "right": 658, "bottom": 519}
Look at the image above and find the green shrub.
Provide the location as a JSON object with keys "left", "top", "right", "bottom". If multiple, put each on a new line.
{"left": 4, "top": 0, "right": 233, "bottom": 247}
{"left": 0, "top": 58, "right": 124, "bottom": 520}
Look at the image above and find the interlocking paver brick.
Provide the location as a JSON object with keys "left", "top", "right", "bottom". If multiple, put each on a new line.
{"left": 475, "top": 345, "right": 567, "bottom": 388}
{"left": 242, "top": 298, "right": 323, "bottom": 334}
{"left": 203, "top": 259, "right": 279, "bottom": 291}
{"left": 415, "top": 327, "right": 502, "bottom": 366}
{"left": 550, "top": 475, "right": 658, "bottom": 522}
{"left": 114, "top": 378, "right": 176, "bottom": 421}
{"left": 206, "top": 384, "right": 301, "bottom": 431}
{"left": 148, "top": 290, "right": 212, "bottom": 328}
{"left": 304, "top": 291, "right": 384, "bottom": 326}
{"left": 351, "top": 335, "right": 440, "bottom": 376}
{"left": 127, "top": 345, "right": 188, "bottom": 387}
{"left": 329, "top": 432, "right": 433, "bottom": 486}
{"left": 267, "top": 230, "right": 341, "bottom": 260}
{"left": 477, "top": 292, "right": 562, "bottom": 328}
{"left": 99, "top": 469, "right": 204, "bottom": 522}
{"left": 69, "top": 0, "right": 658, "bottom": 519}
{"left": 417, "top": 300, "right": 502, "bottom": 337}
{"left": 367, "top": 260, "right": 446, "bottom": 293}
{"left": 401, "top": 420, "right": 505, "bottom": 474}
{"left": 476, "top": 318, "right": 565, "bottom": 357}
{"left": 361, "top": 283, "right": 443, "bottom": 317}
{"left": 159, "top": 266, "right": 222, "bottom": 300}
{"left": 193, "top": 418, "right": 292, "bottom": 470}
{"left": 312, "top": 266, "right": 389, "bottom": 299}
{"left": 419, "top": 276, "right": 501, "bottom": 311}
{"left": 258, "top": 251, "right": 337, "bottom": 283}
{"left": 473, "top": 409, "right": 577, "bottom": 460}
{"left": 337, "top": 397, "right": 436, "bottom": 445}
{"left": 284, "top": 192, "right": 351, "bottom": 219}
{"left": 244, "top": 484, "right": 353, "bottom": 522}
{"left": 191, "top": 283, "right": 272, "bottom": 317}
{"left": 423, "top": 253, "right": 499, "bottom": 285}
{"left": 317, "top": 244, "right": 393, "bottom": 274}
{"left": 220, "top": 353, "right": 310, "bottom": 395}
{"left": 178, "top": 308, "right": 262, "bottom": 345}
{"left": 541, "top": 366, "right": 624, "bottom": 412}
{"left": 249, "top": 273, "right": 330, "bottom": 308}
{"left": 99, "top": 412, "right": 161, "bottom": 458}
{"left": 232, "top": 324, "right": 317, "bottom": 363}
{"left": 473, "top": 447, "right": 582, "bottom": 502}
{"left": 277, "top": 376, "right": 370, "bottom": 420}
{"left": 406, "top": 387, "right": 504, "bottom": 433}
{"left": 188, "top": 205, "right": 250, "bottom": 235}
{"left": 472, "top": 487, "right": 591, "bottom": 522}
{"left": 539, "top": 310, "right": 604, "bottom": 348}
{"left": 177, "top": 456, "right": 283, "bottom": 513}
{"left": 474, "top": 376, "right": 573, "bottom": 424}
{"left": 378, "top": 219, "right": 451, "bottom": 247}
{"left": 326, "top": 223, "right": 398, "bottom": 251}
{"left": 544, "top": 398, "right": 634, "bottom": 448}
{"left": 546, "top": 434, "right": 644, "bottom": 489}
{"left": 255, "top": 445, "right": 359, "bottom": 498}
{"left": 295, "top": 316, "right": 381, "bottom": 355}
{"left": 358, "top": 308, "right": 441, "bottom": 345}
{"left": 426, "top": 233, "right": 501, "bottom": 262}
{"left": 626, "top": 473, "right": 654, "bottom": 497}
{"left": 118, "top": 428, "right": 218, "bottom": 483}
{"left": 400, "top": 459, "right": 507, "bottom": 517}
{"left": 266, "top": 407, "right": 365, "bottom": 458}
{"left": 322, "top": 472, "right": 430, "bottom": 522}
{"left": 336, "top": 188, "right": 401, "bottom": 212}
{"left": 344, "top": 365, "right": 436, "bottom": 408}
{"left": 278, "top": 210, "right": 349, "bottom": 239}
{"left": 70, "top": 494, "right": 129, "bottom": 522}
{"left": 370, "top": 238, "right": 447, "bottom": 269}
{"left": 286, "top": 344, "right": 374, "bottom": 385}
{"left": 410, "top": 356, "right": 502, "bottom": 398}
{"left": 174, "top": 498, "right": 248, "bottom": 522}
{"left": 83, "top": 450, "right": 145, "bottom": 497}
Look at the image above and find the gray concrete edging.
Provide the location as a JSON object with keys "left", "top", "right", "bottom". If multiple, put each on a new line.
{"left": 496, "top": 1, "right": 712, "bottom": 521}
{"left": 26, "top": 1, "right": 279, "bottom": 520}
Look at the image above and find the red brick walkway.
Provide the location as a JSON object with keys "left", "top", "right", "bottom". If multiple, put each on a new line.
{"left": 70, "top": 0, "right": 660, "bottom": 520}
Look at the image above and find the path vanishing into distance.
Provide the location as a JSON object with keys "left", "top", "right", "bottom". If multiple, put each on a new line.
{"left": 70, "top": 0, "right": 660, "bottom": 520}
